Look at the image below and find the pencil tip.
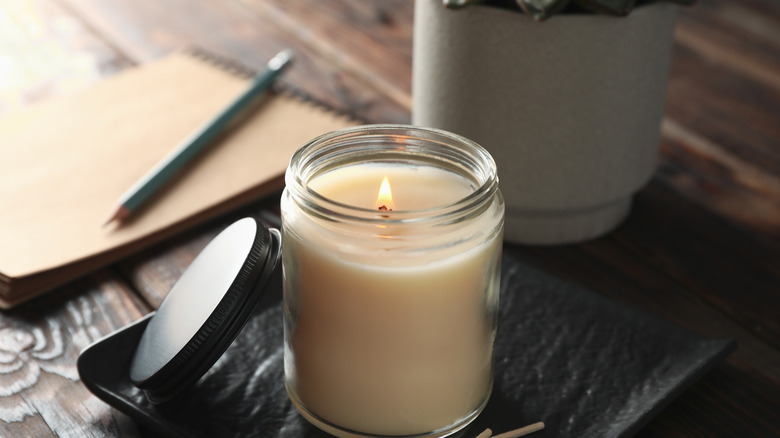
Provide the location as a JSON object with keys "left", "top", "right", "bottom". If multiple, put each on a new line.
{"left": 103, "top": 205, "right": 130, "bottom": 227}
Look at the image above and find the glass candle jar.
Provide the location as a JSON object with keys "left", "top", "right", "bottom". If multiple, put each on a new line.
{"left": 280, "top": 124, "right": 504, "bottom": 438}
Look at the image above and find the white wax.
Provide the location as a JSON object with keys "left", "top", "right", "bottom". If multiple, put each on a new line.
{"left": 309, "top": 163, "right": 475, "bottom": 211}
{"left": 282, "top": 163, "right": 502, "bottom": 436}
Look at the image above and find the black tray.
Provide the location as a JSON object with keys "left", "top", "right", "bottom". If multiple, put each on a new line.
{"left": 78, "top": 251, "right": 735, "bottom": 437}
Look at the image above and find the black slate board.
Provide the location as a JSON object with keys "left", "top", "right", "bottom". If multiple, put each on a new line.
{"left": 78, "top": 251, "right": 735, "bottom": 438}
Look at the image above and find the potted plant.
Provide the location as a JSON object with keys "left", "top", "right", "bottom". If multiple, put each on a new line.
{"left": 413, "top": 0, "right": 694, "bottom": 244}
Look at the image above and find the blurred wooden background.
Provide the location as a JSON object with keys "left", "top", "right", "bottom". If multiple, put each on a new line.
{"left": 0, "top": 0, "right": 778, "bottom": 436}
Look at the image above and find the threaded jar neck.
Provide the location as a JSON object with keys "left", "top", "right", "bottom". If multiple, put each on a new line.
{"left": 285, "top": 124, "right": 499, "bottom": 227}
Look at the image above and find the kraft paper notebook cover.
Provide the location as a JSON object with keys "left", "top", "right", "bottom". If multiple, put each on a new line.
{"left": 0, "top": 50, "right": 356, "bottom": 308}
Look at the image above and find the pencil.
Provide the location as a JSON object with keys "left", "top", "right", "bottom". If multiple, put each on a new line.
{"left": 104, "top": 49, "right": 294, "bottom": 226}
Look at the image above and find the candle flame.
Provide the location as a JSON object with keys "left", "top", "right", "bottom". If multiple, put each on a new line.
{"left": 376, "top": 176, "right": 394, "bottom": 211}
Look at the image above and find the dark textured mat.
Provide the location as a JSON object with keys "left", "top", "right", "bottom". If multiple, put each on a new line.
{"left": 78, "top": 251, "right": 735, "bottom": 437}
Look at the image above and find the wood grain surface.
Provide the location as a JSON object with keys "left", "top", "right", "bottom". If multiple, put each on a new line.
{"left": 0, "top": 271, "right": 148, "bottom": 436}
{"left": 1, "top": 0, "right": 778, "bottom": 436}
{"left": 0, "top": 0, "right": 130, "bottom": 116}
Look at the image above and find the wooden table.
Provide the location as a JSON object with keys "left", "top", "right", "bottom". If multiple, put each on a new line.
{"left": 1, "top": 0, "right": 778, "bottom": 436}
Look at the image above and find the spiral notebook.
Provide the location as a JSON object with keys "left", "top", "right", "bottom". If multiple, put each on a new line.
{"left": 0, "top": 50, "right": 356, "bottom": 308}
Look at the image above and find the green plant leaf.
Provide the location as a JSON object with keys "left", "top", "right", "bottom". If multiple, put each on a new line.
{"left": 574, "top": 0, "right": 636, "bottom": 15}
{"left": 517, "top": 0, "right": 570, "bottom": 20}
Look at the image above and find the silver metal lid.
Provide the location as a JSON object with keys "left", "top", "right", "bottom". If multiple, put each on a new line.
{"left": 129, "top": 217, "right": 281, "bottom": 403}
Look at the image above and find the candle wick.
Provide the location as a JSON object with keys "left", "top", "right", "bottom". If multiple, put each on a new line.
{"left": 378, "top": 205, "right": 392, "bottom": 212}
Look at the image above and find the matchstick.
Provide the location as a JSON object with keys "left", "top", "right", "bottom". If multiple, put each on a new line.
{"left": 491, "top": 422, "right": 545, "bottom": 438}
{"left": 476, "top": 428, "right": 492, "bottom": 438}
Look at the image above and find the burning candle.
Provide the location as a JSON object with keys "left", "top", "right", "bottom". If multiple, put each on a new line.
{"left": 281, "top": 125, "right": 504, "bottom": 437}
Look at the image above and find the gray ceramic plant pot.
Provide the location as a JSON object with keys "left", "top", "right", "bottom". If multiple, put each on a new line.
{"left": 413, "top": 0, "right": 678, "bottom": 245}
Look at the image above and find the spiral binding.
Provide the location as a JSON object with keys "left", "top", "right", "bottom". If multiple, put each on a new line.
{"left": 181, "top": 47, "right": 365, "bottom": 124}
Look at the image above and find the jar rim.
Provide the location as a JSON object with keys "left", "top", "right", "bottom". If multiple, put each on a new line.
{"left": 285, "top": 124, "right": 500, "bottom": 225}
